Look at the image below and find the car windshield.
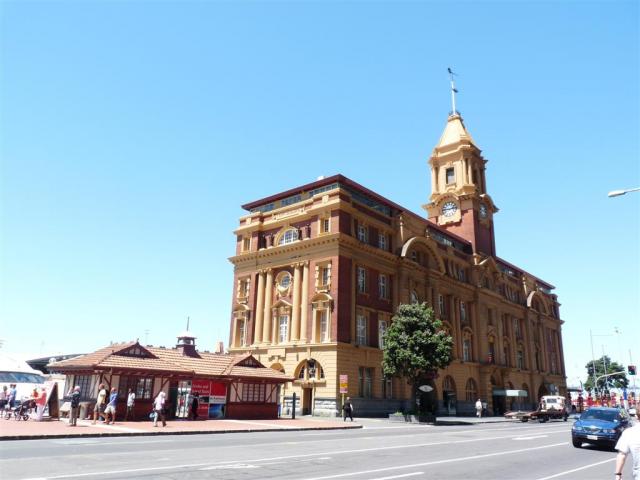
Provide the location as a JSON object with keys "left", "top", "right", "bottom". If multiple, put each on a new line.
{"left": 581, "top": 410, "right": 617, "bottom": 422}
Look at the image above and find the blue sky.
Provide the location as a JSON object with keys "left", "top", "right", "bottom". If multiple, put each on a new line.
{"left": 1, "top": 1, "right": 638, "bottom": 388}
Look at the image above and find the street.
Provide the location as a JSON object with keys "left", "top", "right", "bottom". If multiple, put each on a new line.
{"left": 0, "top": 418, "right": 631, "bottom": 480}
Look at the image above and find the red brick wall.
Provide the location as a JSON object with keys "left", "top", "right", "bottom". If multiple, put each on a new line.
{"left": 226, "top": 403, "right": 278, "bottom": 419}
{"left": 337, "top": 256, "right": 352, "bottom": 343}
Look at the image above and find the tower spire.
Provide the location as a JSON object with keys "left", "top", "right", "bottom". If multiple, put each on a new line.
{"left": 447, "top": 67, "right": 459, "bottom": 115}
{"left": 186, "top": 316, "right": 190, "bottom": 331}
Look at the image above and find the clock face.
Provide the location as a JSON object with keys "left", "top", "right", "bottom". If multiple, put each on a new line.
{"left": 479, "top": 203, "right": 488, "bottom": 218}
{"left": 442, "top": 201, "right": 458, "bottom": 217}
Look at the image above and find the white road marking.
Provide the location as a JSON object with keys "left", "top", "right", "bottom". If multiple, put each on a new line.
{"left": 295, "top": 442, "right": 568, "bottom": 480}
{"left": 200, "top": 464, "right": 259, "bottom": 470}
{"left": 370, "top": 473, "right": 424, "bottom": 480}
{"left": 534, "top": 458, "right": 616, "bottom": 480}
{"left": 17, "top": 432, "right": 567, "bottom": 479}
{"left": 223, "top": 419, "right": 298, "bottom": 428}
{"left": 512, "top": 435, "right": 548, "bottom": 440}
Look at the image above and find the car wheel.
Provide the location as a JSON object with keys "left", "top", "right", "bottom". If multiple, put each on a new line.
{"left": 572, "top": 438, "right": 582, "bottom": 448}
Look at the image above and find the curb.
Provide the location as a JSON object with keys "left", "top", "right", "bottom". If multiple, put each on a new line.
{"left": 0, "top": 424, "right": 363, "bottom": 441}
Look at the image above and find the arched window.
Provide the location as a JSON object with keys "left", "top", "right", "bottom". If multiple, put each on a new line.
{"left": 465, "top": 378, "right": 478, "bottom": 402}
{"left": 443, "top": 375, "right": 456, "bottom": 393}
{"left": 278, "top": 228, "right": 299, "bottom": 246}
{"left": 410, "top": 290, "right": 419, "bottom": 304}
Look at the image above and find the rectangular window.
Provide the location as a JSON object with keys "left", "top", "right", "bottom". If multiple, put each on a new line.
{"left": 357, "top": 267, "right": 367, "bottom": 293}
{"left": 356, "top": 315, "right": 368, "bottom": 346}
{"left": 75, "top": 375, "right": 92, "bottom": 399}
{"left": 357, "top": 224, "right": 368, "bottom": 243}
{"left": 319, "top": 310, "right": 328, "bottom": 342}
{"left": 320, "top": 217, "right": 330, "bottom": 234}
{"left": 438, "top": 294, "right": 446, "bottom": 317}
{"left": 320, "top": 266, "right": 330, "bottom": 287}
{"left": 463, "top": 339, "right": 471, "bottom": 362}
{"left": 279, "top": 315, "right": 289, "bottom": 343}
{"left": 238, "top": 278, "right": 250, "bottom": 299}
{"left": 514, "top": 318, "right": 521, "bottom": 339}
{"left": 358, "top": 367, "right": 373, "bottom": 398}
{"left": 378, "top": 320, "right": 388, "bottom": 349}
{"left": 378, "top": 233, "right": 387, "bottom": 251}
{"left": 118, "top": 376, "right": 154, "bottom": 400}
{"left": 382, "top": 377, "right": 392, "bottom": 399}
{"left": 460, "top": 301, "right": 466, "bottom": 323}
{"left": 378, "top": 274, "right": 388, "bottom": 300}
{"left": 242, "top": 237, "right": 251, "bottom": 252}
{"left": 446, "top": 167, "right": 455, "bottom": 184}
{"left": 517, "top": 350, "right": 525, "bottom": 369}
{"left": 238, "top": 319, "right": 247, "bottom": 346}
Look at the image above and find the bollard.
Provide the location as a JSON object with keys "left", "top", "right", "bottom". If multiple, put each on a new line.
{"left": 292, "top": 392, "right": 297, "bottom": 420}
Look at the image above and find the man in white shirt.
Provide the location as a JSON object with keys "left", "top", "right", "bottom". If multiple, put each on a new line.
{"left": 91, "top": 384, "right": 108, "bottom": 424}
{"left": 615, "top": 417, "right": 640, "bottom": 480}
{"left": 124, "top": 389, "right": 135, "bottom": 421}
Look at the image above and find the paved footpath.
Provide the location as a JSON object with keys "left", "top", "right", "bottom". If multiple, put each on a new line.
{"left": 0, "top": 416, "right": 362, "bottom": 440}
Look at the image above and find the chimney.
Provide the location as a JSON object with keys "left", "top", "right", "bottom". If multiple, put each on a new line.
{"left": 215, "top": 341, "right": 224, "bottom": 354}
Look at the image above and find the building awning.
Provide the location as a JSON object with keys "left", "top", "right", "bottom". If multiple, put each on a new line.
{"left": 492, "top": 389, "right": 528, "bottom": 397}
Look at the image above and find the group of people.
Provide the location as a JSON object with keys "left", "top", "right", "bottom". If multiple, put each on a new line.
{"left": 0, "top": 384, "right": 18, "bottom": 411}
{"left": 0, "top": 384, "right": 48, "bottom": 420}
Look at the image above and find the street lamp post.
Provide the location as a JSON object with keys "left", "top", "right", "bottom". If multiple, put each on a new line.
{"left": 608, "top": 187, "right": 640, "bottom": 197}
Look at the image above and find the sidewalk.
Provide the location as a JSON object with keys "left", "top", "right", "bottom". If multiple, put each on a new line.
{"left": 0, "top": 416, "right": 362, "bottom": 441}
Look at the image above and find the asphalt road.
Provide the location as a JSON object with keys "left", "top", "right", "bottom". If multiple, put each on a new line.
{"left": 0, "top": 418, "right": 632, "bottom": 480}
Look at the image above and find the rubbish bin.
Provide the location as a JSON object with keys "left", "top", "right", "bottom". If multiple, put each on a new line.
{"left": 79, "top": 402, "right": 92, "bottom": 420}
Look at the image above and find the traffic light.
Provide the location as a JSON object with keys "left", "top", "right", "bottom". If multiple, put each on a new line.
{"left": 628, "top": 365, "right": 637, "bottom": 376}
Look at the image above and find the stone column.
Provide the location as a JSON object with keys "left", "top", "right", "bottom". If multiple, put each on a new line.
{"left": 254, "top": 272, "right": 265, "bottom": 345}
{"left": 300, "top": 262, "right": 309, "bottom": 342}
{"left": 262, "top": 269, "right": 273, "bottom": 344}
{"left": 291, "top": 264, "right": 302, "bottom": 342}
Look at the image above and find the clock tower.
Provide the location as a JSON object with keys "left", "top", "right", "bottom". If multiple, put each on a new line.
{"left": 423, "top": 113, "right": 498, "bottom": 256}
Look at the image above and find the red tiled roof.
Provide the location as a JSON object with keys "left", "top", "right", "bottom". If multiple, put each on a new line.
{"left": 48, "top": 343, "right": 292, "bottom": 382}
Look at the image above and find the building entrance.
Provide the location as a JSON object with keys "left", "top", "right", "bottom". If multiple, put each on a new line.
{"left": 302, "top": 388, "right": 312, "bottom": 415}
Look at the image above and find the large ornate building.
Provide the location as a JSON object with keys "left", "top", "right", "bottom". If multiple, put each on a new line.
{"left": 228, "top": 112, "right": 566, "bottom": 416}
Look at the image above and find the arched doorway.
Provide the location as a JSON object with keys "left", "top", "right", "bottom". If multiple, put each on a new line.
{"left": 538, "top": 383, "right": 549, "bottom": 402}
{"left": 295, "top": 359, "right": 324, "bottom": 415}
{"left": 442, "top": 375, "right": 457, "bottom": 416}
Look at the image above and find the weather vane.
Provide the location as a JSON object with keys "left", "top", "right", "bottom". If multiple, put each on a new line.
{"left": 447, "top": 67, "right": 459, "bottom": 115}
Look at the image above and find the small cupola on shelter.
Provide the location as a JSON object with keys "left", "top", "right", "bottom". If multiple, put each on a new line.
{"left": 176, "top": 318, "right": 199, "bottom": 357}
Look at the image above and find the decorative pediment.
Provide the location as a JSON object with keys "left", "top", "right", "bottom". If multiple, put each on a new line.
{"left": 400, "top": 236, "right": 446, "bottom": 273}
{"left": 232, "top": 354, "right": 265, "bottom": 369}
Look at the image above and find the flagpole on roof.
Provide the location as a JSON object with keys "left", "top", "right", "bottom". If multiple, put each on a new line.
{"left": 448, "top": 67, "right": 459, "bottom": 115}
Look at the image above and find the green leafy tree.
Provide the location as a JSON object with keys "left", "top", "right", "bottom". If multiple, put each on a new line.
{"left": 583, "top": 356, "right": 628, "bottom": 392}
{"left": 382, "top": 303, "right": 453, "bottom": 413}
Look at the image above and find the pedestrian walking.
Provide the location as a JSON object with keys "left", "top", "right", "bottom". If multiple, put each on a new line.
{"left": 475, "top": 398, "right": 483, "bottom": 418}
{"left": 8, "top": 384, "right": 17, "bottom": 409}
{"left": 0, "top": 385, "right": 7, "bottom": 411}
{"left": 615, "top": 420, "right": 640, "bottom": 480}
{"left": 103, "top": 388, "right": 117, "bottom": 424}
{"left": 68, "top": 386, "right": 81, "bottom": 426}
{"left": 191, "top": 393, "right": 199, "bottom": 420}
{"left": 92, "top": 383, "right": 108, "bottom": 424}
{"left": 342, "top": 397, "right": 354, "bottom": 422}
{"left": 153, "top": 391, "right": 167, "bottom": 427}
{"left": 124, "top": 388, "right": 135, "bottom": 421}
{"left": 34, "top": 387, "right": 47, "bottom": 421}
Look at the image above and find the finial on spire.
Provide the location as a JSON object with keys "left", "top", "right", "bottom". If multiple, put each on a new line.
{"left": 186, "top": 316, "right": 190, "bottom": 331}
{"left": 447, "top": 67, "right": 459, "bottom": 115}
